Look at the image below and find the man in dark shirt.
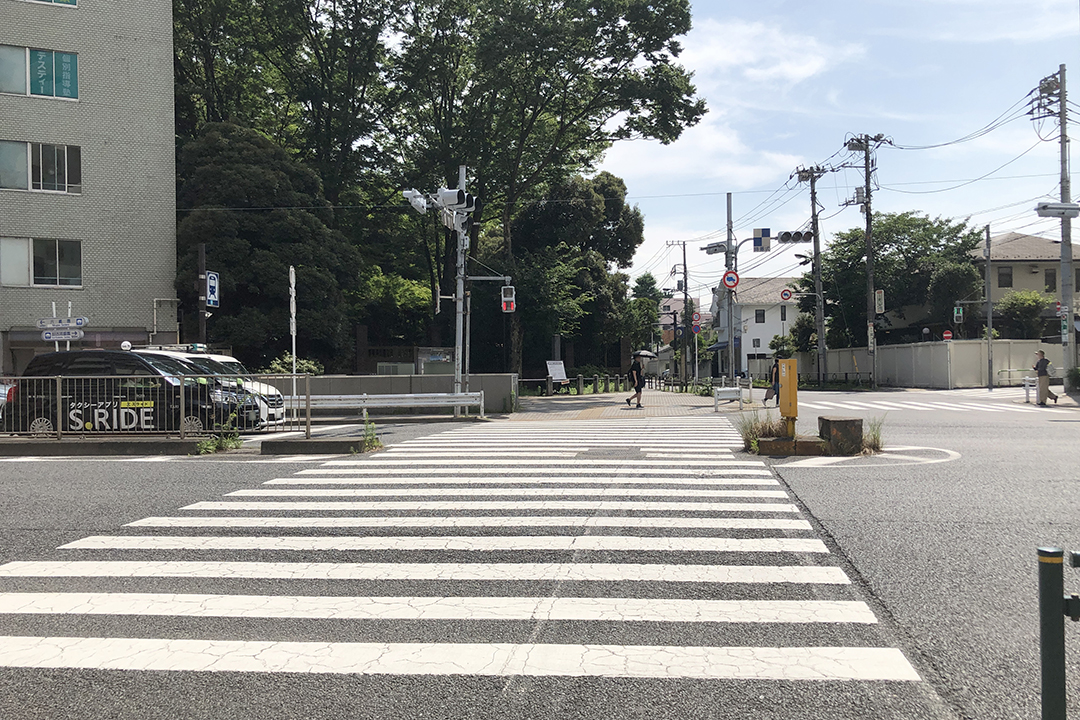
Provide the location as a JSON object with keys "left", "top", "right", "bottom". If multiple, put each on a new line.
{"left": 1033, "top": 350, "right": 1058, "bottom": 405}
{"left": 625, "top": 354, "right": 645, "bottom": 408}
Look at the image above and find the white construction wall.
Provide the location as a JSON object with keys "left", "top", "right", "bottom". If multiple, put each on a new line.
{"left": 796, "top": 340, "right": 1065, "bottom": 388}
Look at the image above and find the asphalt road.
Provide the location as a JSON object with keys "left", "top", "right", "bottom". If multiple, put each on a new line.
{"left": 0, "top": 389, "right": 1075, "bottom": 719}
{"left": 772, "top": 387, "right": 1080, "bottom": 720}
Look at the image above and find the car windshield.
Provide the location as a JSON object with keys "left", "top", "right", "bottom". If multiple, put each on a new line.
{"left": 215, "top": 359, "right": 250, "bottom": 374}
{"left": 182, "top": 356, "right": 233, "bottom": 375}
{"left": 139, "top": 354, "right": 198, "bottom": 376}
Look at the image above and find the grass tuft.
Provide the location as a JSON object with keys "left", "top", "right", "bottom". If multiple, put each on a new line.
{"left": 733, "top": 410, "right": 789, "bottom": 453}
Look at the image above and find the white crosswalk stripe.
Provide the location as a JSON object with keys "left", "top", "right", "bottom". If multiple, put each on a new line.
{"left": 0, "top": 416, "right": 921, "bottom": 687}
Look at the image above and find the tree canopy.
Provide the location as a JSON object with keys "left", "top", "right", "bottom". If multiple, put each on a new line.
{"left": 799, "top": 211, "right": 984, "bottom": 347}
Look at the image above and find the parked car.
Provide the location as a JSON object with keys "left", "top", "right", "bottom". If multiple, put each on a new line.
{"left": 134, "top": 349, "right": 286, "bottom": 427}
{"left": 2, "top": 350, "right": 258, "bottom": 435}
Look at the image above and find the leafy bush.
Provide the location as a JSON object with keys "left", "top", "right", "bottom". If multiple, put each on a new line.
{"left": 263, "top": 352, "right": 324, "bottom": 375}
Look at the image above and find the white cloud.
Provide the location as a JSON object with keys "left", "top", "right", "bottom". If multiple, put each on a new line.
{"left": 681, "top": 19, "right": 864, "bottom": 91}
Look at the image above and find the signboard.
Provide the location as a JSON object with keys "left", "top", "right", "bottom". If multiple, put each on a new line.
{"left": 875, "top": 289, "right": 885, "bottom": 314}
{"left": 780, "top": 288, "right": 793, "bottom": 301}
{"left": 37, "top": 317, "right": 88, "bottom": 329}
{"left": 206, "top": 271, "right": 220, "bottom": 308}
{"left": 545, "top": 360, "right": 568, "bottom": 382}
{"left": 692, "top": 324, "right": 701, "bottom": 335}
{"left": 752, "top": 228, "right": 771, "bottom": 253}
{"left": 943, "top": 330, "right": 953, "bottom": 341}
{"left": 722, "top": 271, "right": 739, "bottom": 289}
{"left": 41, "top": 329, "right": 83, "bottom": 341}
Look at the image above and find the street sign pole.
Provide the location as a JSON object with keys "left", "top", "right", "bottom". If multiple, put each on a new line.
{"left": 198, "top": 243, "right": 207, "bottom": 345}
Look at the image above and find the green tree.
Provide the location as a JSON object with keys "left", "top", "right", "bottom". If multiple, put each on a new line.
{"left": 175, "top": 123, "right": 361, "bottom": 371}
{"left": 927, "top": 261, "right": 983, "bottom": 338}
{"left": 995, "top": 290, "right": 1051, "bottom": 338}
{"left": 769, "top": 334, "right": 794, "bottom": 359}
{"left": 393, "top": 0, "right": 706, "bottom": 372}
{"left": 632, "top": 272, "right": 663, "bottom": 304}
{"left": 800, "top": 212, "right": 984, "bottom": 347}
{"left": 789, "top": 313, "right": 817, "bottom": 353}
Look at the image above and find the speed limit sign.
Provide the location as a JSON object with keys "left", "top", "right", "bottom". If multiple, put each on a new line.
{"left": 722, "top": 271, "right": 739, "bottom": 289}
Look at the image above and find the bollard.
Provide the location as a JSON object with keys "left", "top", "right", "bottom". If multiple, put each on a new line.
{"left": 546, "top": 375, "right": 553, "bottom": 396}
{"left": 593, "top": 374, "right": 600, "bottom": 395}
{"left": 1038, "top": 547, "right": 1066, "bottom": 720}
{"left": 577, "top": 374, "right": 584, "bottom": 395}
{"left": 603, "top": 374, "right": 609, "bottom": 393}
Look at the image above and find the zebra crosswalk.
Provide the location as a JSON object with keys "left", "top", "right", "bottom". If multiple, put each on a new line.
{"left": 0, "top": 417, "right": 926, "bottom": 708}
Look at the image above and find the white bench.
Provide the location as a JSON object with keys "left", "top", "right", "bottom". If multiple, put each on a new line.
{"left": 290, "top": 392, "right": 486, "bottom": 419}
{"left": 713, "top": 385, "right": 746, "bottom": 411}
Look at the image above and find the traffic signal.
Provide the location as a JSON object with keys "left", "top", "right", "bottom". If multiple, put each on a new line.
{"left": 778, "top": 230, "right": 813, "bottom": 243}
{"left": 437, "top": 188, "right": 478, "bottom": 212}
{"left": 402, "top": 189, "right": 428, "bottom": 214}
{"left": 501, "top": 285, "right": 516, "bottom": 313}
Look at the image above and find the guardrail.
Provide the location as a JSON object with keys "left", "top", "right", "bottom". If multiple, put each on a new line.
{"left": 287, "top": 391, "right": 485, "bottom": 437}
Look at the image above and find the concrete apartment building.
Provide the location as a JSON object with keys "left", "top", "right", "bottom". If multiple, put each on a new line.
{"left": 0, "top": 0, "right": 177, "bottom": 374}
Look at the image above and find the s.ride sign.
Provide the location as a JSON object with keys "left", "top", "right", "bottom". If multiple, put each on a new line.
{"left": 67, "top": 400, "right": 157, "bottom": 431}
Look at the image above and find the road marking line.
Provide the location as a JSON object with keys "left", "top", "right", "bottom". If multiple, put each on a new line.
{"left": 0, "top": 593, "right": 875, "bottom": 624}
{"left": 180, "top": 500, "right": 801, "bottom": 513}
{"left": 299, "top": 467, "right": 767, "bottom": 475}
{"left": 126, "top": 516, "right": 812, "bottom": 530}
{"left": 265, "top": 476, "right": 777, "bottom": 486}
{"left": 225, "top": 488, "right": 790, "bottom": 499}
{"left": 0, "top": 637, "right": 920, "bottom": 680}
{"left": 0, "top": 561, "right": 850, "bottom": 584}
{"left": 59, "top": 535, "right": 829, "bottom": 553}
{"left": 336, "top": 459, "right": 759, "bottom": 466}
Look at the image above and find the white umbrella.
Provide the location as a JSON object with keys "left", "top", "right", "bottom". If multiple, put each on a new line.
{"left": 632, "top": 350, "right": 657, "bottom": 358}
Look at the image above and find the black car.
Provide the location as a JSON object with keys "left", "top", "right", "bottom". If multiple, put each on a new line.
{"left": 3, "top": 350, "right": 259, "bottom": 435}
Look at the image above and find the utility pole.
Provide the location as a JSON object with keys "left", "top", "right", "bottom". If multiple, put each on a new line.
{"left": 726, "top": 193, "right": 735, "bottom": 379}
{"left": 666, "top": 240, "right": 691, "bottom": 381}
{"left": 198, "top": 243, "right": 207, "bottom": 344}
{"left": 985, "top": 226, "right": 993, "bottom": 391}
{"left": 845, "top": 134, "right": 886, "bottom": 389}
{"left": 1033, "top": 66, "right": 1076, "bottom": 388}
{"left": 1057, "top": 66, "right": 1076, "bottom": 388}
{"left": 797, "top": 166, "right": 828, "bottom": 385}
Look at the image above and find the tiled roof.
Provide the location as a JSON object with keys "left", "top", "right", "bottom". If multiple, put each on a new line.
{"left": 731, "top": 277, "right": 801, "bottom": 305}
{"left": 969, "top": 232, "right": 1070, "bottom": 261}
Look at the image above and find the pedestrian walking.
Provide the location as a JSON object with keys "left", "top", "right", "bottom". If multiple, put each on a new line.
{"left": 768, "top": 359, "right": 780, "bottom": 407}
{"left": 626, "top": 353, "right": 645, "bottom": 408}
{"left": 1033, "top": 350, "right": 1058, "bottom": 405}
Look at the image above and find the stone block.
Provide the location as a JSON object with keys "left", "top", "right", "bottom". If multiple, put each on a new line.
{"left": 818, "top": 416, "right": 863, "bottom": 455}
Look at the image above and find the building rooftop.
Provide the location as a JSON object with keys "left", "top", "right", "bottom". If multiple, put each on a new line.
{"left": 970, "top": 232, "right": 1071, "bottom": 261}
{"left": 732, "top": 277, "right": 801, "bottom": 305}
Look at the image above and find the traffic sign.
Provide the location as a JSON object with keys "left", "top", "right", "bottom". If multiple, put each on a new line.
{"left": 780, "top": 288, "right": 793, "bottom": 301}
{"left": 722, "top": 271, "right": 739, "bottom": 289}
{"left": 692, "top": 324, "right": 701, "bottom": 334}
{"left": 943, "top": 330, "right": 953, "bottom": 340}
{"left": 875, "top": 289, "right": 885, "bottom": 314}
{"left": 206, "top": 271, "right": 220, "bottom": 308}
{"left": 692, "top": 312, "right": 701, "bottom": 322}
{"left": 37, "top": 316, "right": 89, "bottom": 329}
{"left": 41, "top": 329, "right": 83, "bottom": 341}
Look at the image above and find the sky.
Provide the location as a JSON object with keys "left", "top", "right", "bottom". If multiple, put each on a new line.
{"left": 600, "top": 0, "right": 1080, "bottom": 306}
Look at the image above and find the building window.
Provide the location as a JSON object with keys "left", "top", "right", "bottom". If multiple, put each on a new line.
{"left": 0, "top": 141, "right": 81, "bottom": 193}
{"left": 0, "top": 46, "right": 78, "bottom": 99}
{"left": 998, "top": 265, "right": 1013, "bottom": 288}
{"left": 752, "top": 338, "right": 761, "bottom": 348}
{"left": 755, "top": 309, "right": 765, "bottom": 323}
{"left": 0, "top": 237, "right": 81, "bottom": 286}
{"left": 780, "top": 305, "right": 787, "bottom": 321}
{"left": 1046, "top": 268, "right": 1057, "bottom": 294}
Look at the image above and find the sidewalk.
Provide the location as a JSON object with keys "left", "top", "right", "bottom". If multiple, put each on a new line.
{"left": 511, "top": 388, "right": 755, "bottom": 421}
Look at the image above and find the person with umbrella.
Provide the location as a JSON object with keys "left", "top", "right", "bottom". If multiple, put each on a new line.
{"left": 625, "top": 350, "right": 653, "bottom": 408}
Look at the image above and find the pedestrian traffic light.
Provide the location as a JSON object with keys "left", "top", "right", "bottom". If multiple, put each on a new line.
{"left": 501, "top": 285, "right": 516, "bottom": 313}
{"left": 953, "top": 306, "right": 963, "bottom": 323}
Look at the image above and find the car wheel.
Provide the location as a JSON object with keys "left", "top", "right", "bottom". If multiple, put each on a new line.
{"left": 182, "top": 415, "right": 206, "bottom": 435}
{"left": 28, "top": 416, "right": 55, "bottom": 437}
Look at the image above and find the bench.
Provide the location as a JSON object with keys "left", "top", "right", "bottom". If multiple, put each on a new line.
{"left": 290, "top": 392, "right": 486, "bottom": 420}
{"left": 713, "top": 385, "right": 746, "bottom": 411}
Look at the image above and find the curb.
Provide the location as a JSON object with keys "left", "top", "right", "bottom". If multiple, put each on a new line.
{"left": 0, "top": 439, "right": 202, "bottom": 456}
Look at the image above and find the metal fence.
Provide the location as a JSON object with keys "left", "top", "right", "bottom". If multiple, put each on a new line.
{"left": 0, "top": 373, "right": 309, "bottom": 438}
